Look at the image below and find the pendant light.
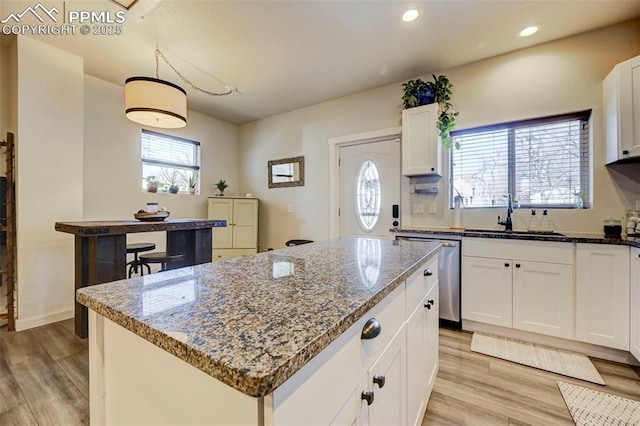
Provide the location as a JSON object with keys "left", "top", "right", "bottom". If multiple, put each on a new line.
{"left": 125, "top": 48, "right": 237, "bottom": 129}
{"left": 125, "top": 76, "right": 187, "bottom": 129}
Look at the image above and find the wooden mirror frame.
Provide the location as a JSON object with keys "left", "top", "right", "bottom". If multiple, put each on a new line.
{"left": 268, "top": 156, "right": 305, "bottom": 188}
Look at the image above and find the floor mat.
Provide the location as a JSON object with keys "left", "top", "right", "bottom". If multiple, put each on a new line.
{"left": 471, "top": 332, "right": 605, "bottom": 385}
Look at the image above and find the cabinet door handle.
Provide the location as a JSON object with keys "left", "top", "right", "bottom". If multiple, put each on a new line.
{"left": 504, "top": 263, "right": 510, "bottom": 267}
{"left": 361, "top": 390, "right": 374, "bottom": 405}
{"left": 424, "top": 299, "right": 435, "bottom": 310}
{"left": 623, "top": 150, "right": 630, "bottom": 155}
{"left": 361, "top": 318, "right": 381, "bottom": 340}
{"left": 515, "top": 263, "right": 521, "bottom": 268}
{"left": 424, "top": 269, "right": 433, "bottom": 277}
{"left": 373, "top": 375, "right": 386, "bottom": 389}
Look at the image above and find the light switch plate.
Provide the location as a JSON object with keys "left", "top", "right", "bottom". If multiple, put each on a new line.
{"left": 429, "top": 202, "right": 437, "bottom": 214}
{"left": 412, "top": 203, "right": 424, "bottom": 214}
{"left": 287, "top": 204, "right": 294, "bottom": 213}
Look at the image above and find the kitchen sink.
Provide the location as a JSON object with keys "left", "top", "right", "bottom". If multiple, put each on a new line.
{"left": 464, "top": 229, "right": 565, "bottom": 237}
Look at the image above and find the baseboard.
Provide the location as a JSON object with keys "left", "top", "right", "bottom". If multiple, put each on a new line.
{"left": 463, "top": 320, "right": 640, "bottom": 366}
{"left": 15, "top": 309, "right": 74, "bottom": 331}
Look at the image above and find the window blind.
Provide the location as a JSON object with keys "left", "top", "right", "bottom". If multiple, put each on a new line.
{"left": 450, "top": 111, "right": 591, "bottom": 209}
{"left": 141, "top": 129, "right": 200, "bottom": 170}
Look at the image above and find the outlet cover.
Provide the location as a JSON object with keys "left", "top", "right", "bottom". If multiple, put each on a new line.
{"left": 412, "top": 203, "right": 424, "bottom": 214}
{"left": 429, "top": 202, "right": 437, "bottom": 214}
{"left": 287, "top": 204, "right": 294, "bottom": 213}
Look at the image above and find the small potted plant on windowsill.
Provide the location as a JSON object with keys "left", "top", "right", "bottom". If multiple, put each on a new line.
{"left": 215, "top": 179, "right": 229, "bottom": 196}
{"left": 188, "top": 176, "right": 197, "bottom": 195}
{"left": 146, "top": 176, "right": 160, "bottom": 193}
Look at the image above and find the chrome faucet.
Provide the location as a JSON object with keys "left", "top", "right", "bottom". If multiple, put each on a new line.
{"left": 497, "top": 194, "right": 514, "bottom": 231}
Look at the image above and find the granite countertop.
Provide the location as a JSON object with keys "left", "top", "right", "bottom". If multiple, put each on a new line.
{"left": 76, "top": 237, "right": 440, "bottom": 397}
{"left": 391, "top": 227, "right": 640, "bottom": 248}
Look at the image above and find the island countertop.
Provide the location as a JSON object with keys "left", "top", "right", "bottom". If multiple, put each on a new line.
{"left": 76, "top": 237, "right": 440, "bottom": 397}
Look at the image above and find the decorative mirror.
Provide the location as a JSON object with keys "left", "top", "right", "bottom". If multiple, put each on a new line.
{"left": 268, "top": 156, "right": 305, "bottom": 188}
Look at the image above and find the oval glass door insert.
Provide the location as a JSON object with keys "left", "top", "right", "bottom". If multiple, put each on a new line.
{"left": 356, "top": 160, "right": 381, "bottom": 231}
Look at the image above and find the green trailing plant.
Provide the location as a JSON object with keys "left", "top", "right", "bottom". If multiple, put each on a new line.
{"left": 431, "top": 74, "right": 459, "bottom": 149}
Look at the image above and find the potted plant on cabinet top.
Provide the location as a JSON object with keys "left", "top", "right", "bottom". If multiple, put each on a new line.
{"left": 401, "top": 79, "right": 435, "bottom": 109}
{"left": 402, "top": 74, "right": 459, "bottom": 149}
{"left": 146, "top": 176, "right": 160, "bottom": 193}
{"left": 215, "top": 179, "right": 229, "bottom": 196}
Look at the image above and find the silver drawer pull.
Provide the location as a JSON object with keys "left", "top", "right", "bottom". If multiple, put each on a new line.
{"left": 423, "top": 269, "right": 433, "bottom": 277}
{"left": 361, "top": 318, "right": 381, "bottom": 340}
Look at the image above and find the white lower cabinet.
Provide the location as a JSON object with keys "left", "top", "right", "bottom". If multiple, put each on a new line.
{"left": 462, "top": 256, "right": 513, "bottom": 327}
{"left": 512, "top": 261, "right": 574, "bottom": 339}
{"left": 462, "top": 238, "right": 574, "bottom": 339}
{"left": 576, "top": 244, "right": 630, "bottom": 350}
{"left": 629, "top": 247, "right": 640, "bottom": 361}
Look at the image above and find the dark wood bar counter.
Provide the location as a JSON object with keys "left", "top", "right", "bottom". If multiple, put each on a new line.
{"left": 55, "top": 219, "right": 215, "bottom": 338}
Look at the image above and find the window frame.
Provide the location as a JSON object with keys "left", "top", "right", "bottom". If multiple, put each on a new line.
{"left": 141, "top": 129, "right": 201, "bottom": 194}
{"left": 449, "top": 110, "right": 591, "bottom": 210}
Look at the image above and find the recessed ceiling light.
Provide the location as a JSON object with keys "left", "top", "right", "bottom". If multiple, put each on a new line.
{"left": 402, "top": 9, "right": 419, "bottom": 23}
{"left": 518, "top": 25, "right": 541, "bottom": 37}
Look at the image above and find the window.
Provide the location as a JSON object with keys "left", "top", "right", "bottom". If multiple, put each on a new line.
{"left": 450, "top": 111, "right": 590, "bottom": 209}
{"left": 141, "top": 130, "right": 200, "bottom": 193}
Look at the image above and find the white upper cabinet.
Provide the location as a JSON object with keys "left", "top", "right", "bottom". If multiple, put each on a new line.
{"left": 604, "top": 54, "right": 640, "bottom": 163}
{"left": 401, "top": 103, "right": 442, "bottom": 176}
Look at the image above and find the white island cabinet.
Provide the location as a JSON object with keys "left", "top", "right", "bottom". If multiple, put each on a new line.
{"left": 78, "top": 238, "right": 441, "bottom": 426}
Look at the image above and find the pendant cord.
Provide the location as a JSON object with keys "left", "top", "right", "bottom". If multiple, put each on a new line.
{"left": 155, "top": 48, "right": 237, "bottom": 96}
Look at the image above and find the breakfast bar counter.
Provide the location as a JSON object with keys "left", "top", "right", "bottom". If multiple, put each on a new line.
{"left": 55, "top": 219, "right": 216, "bottom": 338}
{"left": 76, "top": 237, "right": 441, "bottom": 425}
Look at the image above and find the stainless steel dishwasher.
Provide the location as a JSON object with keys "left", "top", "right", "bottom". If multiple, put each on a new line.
{"left": 396, "top": 234, "right": 461, "bottom": 329}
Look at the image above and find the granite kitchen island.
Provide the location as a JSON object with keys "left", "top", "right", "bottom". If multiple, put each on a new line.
{"left": 77, "top": 237, "right": 441, "bottom": 425}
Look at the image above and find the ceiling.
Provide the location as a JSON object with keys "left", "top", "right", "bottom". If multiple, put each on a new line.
{"left": 3, "top": 0, "right": 640, "bottom": 124}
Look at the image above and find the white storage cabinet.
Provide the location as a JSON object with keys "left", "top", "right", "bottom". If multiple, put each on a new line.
{"left": 208, "top": 197, "right": 258, "bottom": 261}
{"left": 401, "top": 103, "right": 442, "bottom": 176}
{"left": 604, "top": 54, "right": 640, "bottom": 163}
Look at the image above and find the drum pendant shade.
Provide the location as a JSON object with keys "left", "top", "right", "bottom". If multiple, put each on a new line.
{"left": 125, "top": 77, "right": 187, "bottom": 129}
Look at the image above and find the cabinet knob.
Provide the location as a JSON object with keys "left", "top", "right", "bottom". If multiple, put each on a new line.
{"left": 361, "top": 318, "right": 381, "bottom": 340}
{"left": 431, "top": 167, "right": 435, "bottom": 171}
{"left": 423, "top": 269, "right": 433, "bottom": 277}
{"left": 623, "top": 150, "right": 630, "bottom": 155}
{"left": 373, "top": 375, "right": 386, "bottom": 389}
{"left": 515, "top": 263, "right": 521, "bottom": 268}
{"left": 361, "top": 390, "right": 374, "bottom": 406}
{"left": 424, "top": 299, "right": 434, "bottom": 310}
{"left": 504, "top": 263, "right": 510, "bottom": 267}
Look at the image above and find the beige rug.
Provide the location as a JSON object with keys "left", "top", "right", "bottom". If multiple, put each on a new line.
{"left": 471, "top": 332, "right": 605, "bottom": 385}
{"left": 558, "top": 381, "right": 640, "bottom": 426}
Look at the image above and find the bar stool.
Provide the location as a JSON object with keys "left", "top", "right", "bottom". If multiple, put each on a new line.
{"left": 126, "top": 243, "right": 156, "bottom": 277}
{"left": 139, "top": 252, "right": 186, "bottom": 274}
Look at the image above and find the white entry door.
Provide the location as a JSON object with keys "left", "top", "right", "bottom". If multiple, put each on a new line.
{"left": 339, "top": 139, "right": 400, "bottom": 238}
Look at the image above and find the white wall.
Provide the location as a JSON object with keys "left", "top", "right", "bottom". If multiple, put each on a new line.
{"left": 15, "top": 36, "right": 84, "bottom": 330}
{"left": 83, "top": 75, "right": 240, "bottom": 252}
{"left": 239, "top": 19, "right": 640, "bottom": 250}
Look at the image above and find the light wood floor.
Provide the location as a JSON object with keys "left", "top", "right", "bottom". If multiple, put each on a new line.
{"left": 424, "top": 328, "right": 640, "bottom": 425}
{"left": 1, "top": 321, "right": 639, "bottom": 425}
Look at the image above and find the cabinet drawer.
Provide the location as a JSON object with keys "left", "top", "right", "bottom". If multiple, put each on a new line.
{"left": 463, "top": 238, "right": 573, "bottom": 264}
{"left": 271, "top": 283, "right": 405, "bottom": 425}
{"left": 406, "top": 255, "right": 438, "bottom": 313}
